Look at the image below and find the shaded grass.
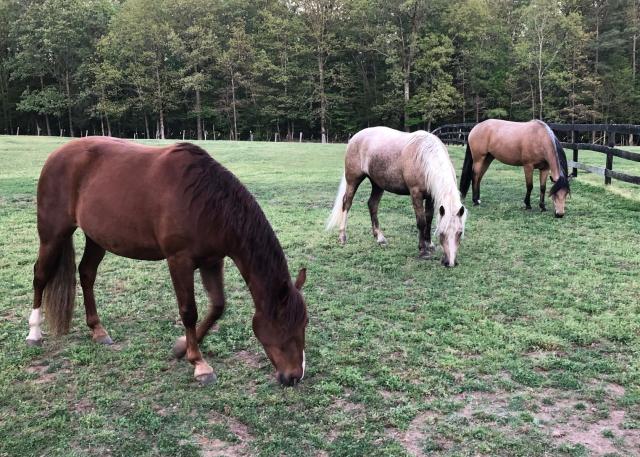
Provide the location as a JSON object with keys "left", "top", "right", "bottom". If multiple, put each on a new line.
{"left": 0, "top": 136, "right": 638, "bottom": 456}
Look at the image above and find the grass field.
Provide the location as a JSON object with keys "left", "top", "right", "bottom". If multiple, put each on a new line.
{"left": 0, "top": 136, "right": 639, "bottom": 457}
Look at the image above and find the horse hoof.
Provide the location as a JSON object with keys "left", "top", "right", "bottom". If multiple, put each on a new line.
{"left": 95, "top": 335, "right": 114, "bottom": 345}
{"left": 26, "top": 338, "right": 42, "bottom": 347}
{"left": 418, "top": 252, "right": 431, "bottom": 260}
{"left": 524, "top": 205, "right": 532, "bottom": 211}
{"left": 473, "top": 201, "right": 481, "bottom": 206}
{"left": 196, "top": 372, "right": 217, "bottom": 386}
{"left": 338, "top": 235, "right": 347, "bottom": 245}
{"left": 540, "top": 206, "right": 547, "bottom": 212}
{"left": 172, "top": 337, "right": 187, "bottom": 359}
{"left": 377, "top": 237, "right": 387, "bottom": 246}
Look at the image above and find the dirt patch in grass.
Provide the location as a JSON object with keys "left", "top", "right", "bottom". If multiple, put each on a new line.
{"left": 234, "top": 349, "right": 263, "bottom": 369}
{"left": 26, "top": 360, "right": 70, "bottom": 384}
{"left": 199, "top": 411, "right": 253, "bottom": 456}
{"left": 385, "top": 410, "right": 443, "bottom": 457}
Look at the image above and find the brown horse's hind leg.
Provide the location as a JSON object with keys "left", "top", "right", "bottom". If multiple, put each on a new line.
{"left": 339, "top": 175, "right": 365, "bottom": 244}
{"left": 167, "top": 255, "right": 214, "bottom": 385}
{"left": 79, "top": 235, "right": 112, "bottom": 345}
{"left": 424, "top": 195, "right": 435, "bottom": 252}
{"left": 28, "top": 238, "right": 67, "bottom": 345}
{"left": 410, "top": 190, "right": 430, "bottom": 259}
{"left": 367, "top": 183, "right": 386, "bottom": 245}
{"left": 523, "top": 165, "right": 534, "bottom": 210}
{"left": 539, "top": 169, "right": 549, "bottom": 211}
{"left": 173, "top": 259, "right": 226, "bottom": 359}
{"left": 472, "top": 156, "right": 493, "bottom": 206}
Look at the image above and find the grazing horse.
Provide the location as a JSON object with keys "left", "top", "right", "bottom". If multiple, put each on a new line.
{"left": 27, "top": 137, "right": 308, "bottom": 386}
{"left": 460, "top": 119, "right": 570, "bottom": 217}
{"left": 326, "top": 127, "right": 467, "bottom": 267}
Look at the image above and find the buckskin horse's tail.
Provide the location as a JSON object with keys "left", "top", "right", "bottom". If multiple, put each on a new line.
{"left": 326, "top": 173, "right": 347, "bottom": 230}
{"left": 43, "top": 236, "right": 76, "bottom": 336}
{"left": 459, "top": 143, "right": 473, "bottom": 199}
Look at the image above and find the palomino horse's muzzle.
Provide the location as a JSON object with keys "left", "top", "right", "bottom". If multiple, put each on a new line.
{"left": 554, "top": 212, "right": 564, "bottom": 218}
{"left": 440, "top": 258, "right": 459, "bottom": 268}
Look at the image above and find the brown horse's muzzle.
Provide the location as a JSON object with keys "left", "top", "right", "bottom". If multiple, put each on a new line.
{"left": 441, "top": 257, "right": 459, "bottom": 268}
{"left": 554, "top": 212, "right": 564, "bottom": 218}
{"left": 276, "top": 371, "right": 302, "bottom": 387}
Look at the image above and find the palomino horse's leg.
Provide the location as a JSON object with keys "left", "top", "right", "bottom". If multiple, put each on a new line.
{"left": 367, "top": 183, "right": 386, "bottom": 245}
{"left": 539, "top": 169, "right": 550, "bottom": 211}
{"left": 79, "top": 235, "right": 112, "bottom": 345}
{"left": 173, "top": 259, "right": 226, "bottom": 359}
{"left": 167, "top": 255, "right": 215, "bottom": 385}
{"left": 523, "top": 165, "right": 534, "bottom": 210}
{"left": 471, "top": 155, "right": 493, "bottom": 206}
{"left": 410, "top": 189, "right": 430, "bottom": 259}
{"left": 338, "top": 175, "right": 365, "bottom": 245}
{"left": 27, "top": 239, "right": 66, "bottom": 345}
{"left": 424, "top": 195, "right": 435, "bottom": 252}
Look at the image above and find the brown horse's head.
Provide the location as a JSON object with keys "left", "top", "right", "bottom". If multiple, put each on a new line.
{"left": 253, "top": 268, "right": 308, "bottom": 386}
{"left": 437, "top": 205, "right": 466, "bottom": 267}
{"left": 550, "top": 175, "right": 570, "bottom": 218}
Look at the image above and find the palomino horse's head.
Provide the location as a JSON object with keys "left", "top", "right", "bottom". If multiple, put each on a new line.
{"left": 252, "top": 268, "right": 308, "bottom": 386}
{"left": 437, "top": 205, "right": 467, "bottom": 267}
{"left": 550, "top": 175, "right": 570, "bottom": 218}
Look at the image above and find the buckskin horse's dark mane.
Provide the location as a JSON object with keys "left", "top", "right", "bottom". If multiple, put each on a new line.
{"left": 176, "top": 143, "right": 305, "bottom": 328}
{"left": 538, "top": 121, "right": 571, "bottom": 197}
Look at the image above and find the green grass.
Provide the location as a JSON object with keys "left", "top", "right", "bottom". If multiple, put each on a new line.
{"left": 0, "top": 136, "right": 639, "bottom": 457}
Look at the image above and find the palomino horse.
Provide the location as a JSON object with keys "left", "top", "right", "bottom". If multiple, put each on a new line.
{"left": 327, "top": 127, "right": 467, "bottom": 267}
{"left": 460, "top": 119, "right": 570, "bottom": 217}
{"left": 27, "top": 137, "right": 308, "bottom": 386}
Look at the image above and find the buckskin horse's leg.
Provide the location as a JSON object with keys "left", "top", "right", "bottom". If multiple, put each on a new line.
{"left": 173, "top": 259, "right": 226, "bottom": 359}
{"left": 539, "top": 168, "right": 549, "bottom": 212}
{"left": 471, "top": 156, "right": 493, "bottom": 206}
{"left": 424, "top": 195, "right": 435, "bottom": 253}
{"left": 367, "top": 183, "right": 386, "bottom": 245}
{"left": 410, "top": 190, "right": 429, "bottom": 259}
{"left": 168, "top": 255, "right": 215, "bottom": 385}
{"left": 523, "top": 165, "right": 534, "bottom": 210}
{"left": 79, "top": 236, "right": 112, "bottom": 345}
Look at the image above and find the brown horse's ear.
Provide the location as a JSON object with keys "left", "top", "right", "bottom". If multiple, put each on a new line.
{"left": 439, "top": 206, "right": 445, "bottom": 217}
{"left": 457, "top": 206, "right": 465, "bottom": 217}
{"left": 294, "top": 268, "right": 307, "bottom": 290}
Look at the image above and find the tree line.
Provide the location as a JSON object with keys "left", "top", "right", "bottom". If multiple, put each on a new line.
{"left": 2, "top": 0, "right": 639, "bottom": 142}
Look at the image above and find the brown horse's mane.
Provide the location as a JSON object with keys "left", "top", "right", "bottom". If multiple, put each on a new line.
{"left": 537, "top": 121, "right": 571, "bottom": 197}
{"left": 175, "top": 143, "right": 305, "bottom": 328}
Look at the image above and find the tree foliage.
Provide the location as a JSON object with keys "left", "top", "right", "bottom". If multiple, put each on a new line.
{"left": 3, "top": 0, "right": 640, "bottom": 139}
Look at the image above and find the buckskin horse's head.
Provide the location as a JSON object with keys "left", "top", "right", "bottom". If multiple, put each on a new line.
{"left": 253, "top": 268, "right": 308, "bottom": 386}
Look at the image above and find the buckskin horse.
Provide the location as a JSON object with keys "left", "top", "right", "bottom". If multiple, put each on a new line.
{"left": 27, "top": 137, "right": 308, "bottom": 386}
{"left": 459, "top": 119, "right": 570, "bottom": 217}
{"left": 326, "top": 126, "right": 467, "bottom": 267}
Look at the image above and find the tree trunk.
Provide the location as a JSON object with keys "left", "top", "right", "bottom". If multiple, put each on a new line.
{"left": 318, "top": 53, "right": 327, "bottom": 143}
{"left": 100, "top": 115, "right": 105, "bottom": 136}
{"left": 195, "top": 88, "right": 202, "bottom": 140}
{"left": 65, "top": 70, "right": 74, "bottom": 137}
{"left": 39, "top": 76, "right": 51, "bottom": 136}
{"left": 231, "top": 72, "right": 238, "bottom": 141}
{"left": 144, "top": 113, "right": 150, "bottom": 139}
{"left": 159, "top": 110, "right": 165, "bottom": 139}
{"left": 106, "top": 114, "right": 111, "bottom": 137}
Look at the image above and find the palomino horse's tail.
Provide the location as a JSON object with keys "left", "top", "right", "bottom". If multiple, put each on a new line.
{"left": 459, "top": 143, "right": 473, "bottom": 198}
{"left": 326, "top": 174, "right": 347, "bottom": 230}
{"left": 43, "top": 236, "right": 77, "bottom": 335}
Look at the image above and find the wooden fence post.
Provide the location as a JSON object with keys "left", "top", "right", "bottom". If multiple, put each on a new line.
{"left": 605, "top": 129, "right": 614, "bottom": 185}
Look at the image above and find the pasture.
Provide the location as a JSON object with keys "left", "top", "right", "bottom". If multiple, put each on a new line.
{"left": 0, "top": 136, "right": 639, "bottom": 457}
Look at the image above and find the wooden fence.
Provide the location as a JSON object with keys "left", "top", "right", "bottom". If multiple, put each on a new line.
{"left": 431, "top": 123, "right": 640, "bottom": 186}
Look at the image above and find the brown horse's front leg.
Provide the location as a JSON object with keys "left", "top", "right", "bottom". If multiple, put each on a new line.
{"left": 173, "top": 260, "right": 226, "bottom": 359}
{"left": 539, "top": 169, "right": 549, "bottom": 211}
{"left": 411, "top": 191, "right": 430, "bottom": 259}
{"left": 168, "top": 255, "right": 215, "bottom": 385}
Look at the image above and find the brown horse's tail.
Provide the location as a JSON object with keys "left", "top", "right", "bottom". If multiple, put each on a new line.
{"left": 459, "top": 143, "right": 473, "bottom": 198}
{"left": 43, "top": 236, "right": 76, "bottom": 336}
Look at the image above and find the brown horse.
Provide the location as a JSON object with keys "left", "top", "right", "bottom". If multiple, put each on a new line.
{"left": 326, "top": 127, "right": 466, "bottom": 267}
{"left": 460, "top": 119, "right": 570, "bottom": 217}
{"left": 27, "top": 137, "right": 308, "bottom": 386}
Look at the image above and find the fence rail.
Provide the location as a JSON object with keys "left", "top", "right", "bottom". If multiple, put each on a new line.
{"left": 432, "top": 122, "right": 640, "bottom": 187}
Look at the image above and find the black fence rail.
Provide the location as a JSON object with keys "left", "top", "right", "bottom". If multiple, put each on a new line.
{"left": 432, "top": 123, "right": 640, "bottom": 187}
